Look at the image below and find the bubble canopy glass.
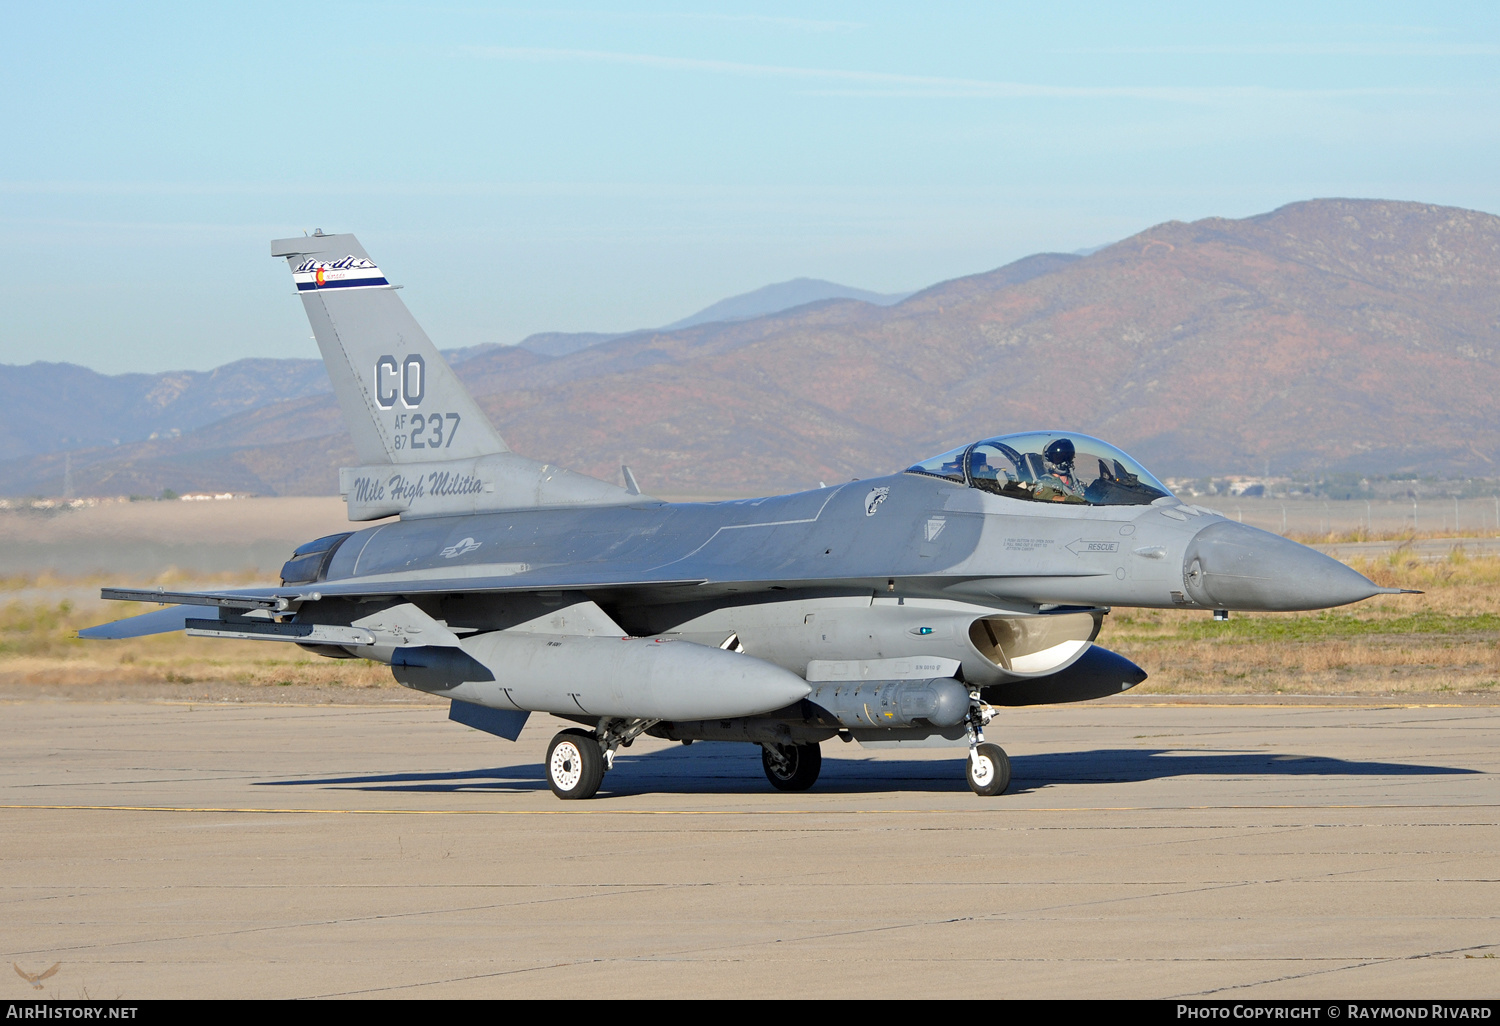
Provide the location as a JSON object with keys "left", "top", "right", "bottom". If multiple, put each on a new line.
{"left": 905, "top": 432, "right": 1172, "bottom": 506}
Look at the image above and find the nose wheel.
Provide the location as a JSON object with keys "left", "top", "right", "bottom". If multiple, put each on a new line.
{"left": 546, "top": 729, "right": 605, "bottom": 800}
{"left": 967, "top": 742, "right": 1011, "bottom": 796}
{"left": 762, "top": 742, "right": 822, "bottom": 791}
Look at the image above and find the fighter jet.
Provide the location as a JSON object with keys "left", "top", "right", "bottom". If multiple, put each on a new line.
{"left": 83, "top": 232, "right": 1409, "bottom": 799}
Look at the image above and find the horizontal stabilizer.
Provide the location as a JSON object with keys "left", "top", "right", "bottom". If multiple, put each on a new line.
{"left": 79, "top": 604, "right": 193, "bottom": 640}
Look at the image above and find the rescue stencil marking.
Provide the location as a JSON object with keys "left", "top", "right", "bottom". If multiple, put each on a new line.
{"left": 1065, "top": 539, "right": 1120, "bottom": 555}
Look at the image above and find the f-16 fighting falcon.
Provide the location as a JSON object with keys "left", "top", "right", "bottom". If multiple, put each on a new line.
{"left": 83, "top": 232, "right": 1412, "bottom": 799}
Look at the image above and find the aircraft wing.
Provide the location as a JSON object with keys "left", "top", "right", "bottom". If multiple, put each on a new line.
{"left": 98, "top": 586, "right": 295, "bottom": 610}
{"left": 90, "top": 547, "right": 1109, "bottom": 618}
{"left": 83, "top": 576, "right": 711, "bottom": 639}
{"left": 96, "top": 575, "right": 711, "bottom": 607}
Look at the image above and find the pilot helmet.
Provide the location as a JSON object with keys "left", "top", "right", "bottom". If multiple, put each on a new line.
{"left": 1043, "top": 438, "right": 1075, "bottom": 468}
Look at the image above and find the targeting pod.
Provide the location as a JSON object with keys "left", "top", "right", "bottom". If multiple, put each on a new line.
{"left": 803, "top": 678, "right": 970, "bottom": 729}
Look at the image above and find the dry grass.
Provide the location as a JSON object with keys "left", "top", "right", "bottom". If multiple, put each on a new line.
{"left": 1286, "top": 528, "right": 1500, "bottom": 545}
{"left": 1099, "top": 548, "right": 1500, "bottom": 696}
{"left": 0, "top": 567, "right": 267, "bottom": 593}
{"left": 0, "top": 600, "right": 395, "bottom": 692}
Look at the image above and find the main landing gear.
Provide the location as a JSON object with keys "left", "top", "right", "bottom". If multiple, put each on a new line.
{"left": 544, "top": 708, "right": 1009, "bottom": 799}
{"left": 545, "top": 718, "right": 658, "bottom": 800}
{"left": 761, "top": 742, "right": 822, "bottom": 791}
{"left": 546, "top": 729, "right": 604, "bottom": 799}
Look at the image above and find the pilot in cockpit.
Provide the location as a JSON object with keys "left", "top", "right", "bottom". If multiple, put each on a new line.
{"left": 1036, "top": 437, "right": 1085, "bottom": 501}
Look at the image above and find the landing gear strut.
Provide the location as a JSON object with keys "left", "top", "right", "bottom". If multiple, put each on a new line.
{"left": 964, "top": 690, "right": 1010, "bottom": 796}
{"left": 596, "top": 717, "right": 658, "bottom": 772}
{"left": 761, "top": 741, "right": 822, "bottom": 791}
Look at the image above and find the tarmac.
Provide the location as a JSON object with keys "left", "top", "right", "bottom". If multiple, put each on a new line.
{"left": 2, "top": 695, "right": 1498, "bottom": 1000}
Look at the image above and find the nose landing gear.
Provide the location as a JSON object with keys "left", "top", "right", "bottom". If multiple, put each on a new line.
{"left": 964, "top": 690, "right": 1010, "bottom": 796}
{"left": 966, "top": 741, "right": 1011, "bottom": 796}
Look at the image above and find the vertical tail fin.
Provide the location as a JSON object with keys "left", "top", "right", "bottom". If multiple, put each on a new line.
{"left": 271, "top": 232, "right": 508, "bottom": 465}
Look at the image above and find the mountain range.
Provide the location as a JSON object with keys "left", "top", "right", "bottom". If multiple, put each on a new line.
{"left": 6, "top": 198, "right": 1498, "bottom": 498}
{"left": 504, "top": 277, "right": 912, "bottom": 358}
{"left": 2, "top": 277, "right": 909, "bottom": 457}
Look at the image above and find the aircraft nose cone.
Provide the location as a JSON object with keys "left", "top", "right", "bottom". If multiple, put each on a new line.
{"left": 1182, "top": 520, "right": 1388, "bottom": 612}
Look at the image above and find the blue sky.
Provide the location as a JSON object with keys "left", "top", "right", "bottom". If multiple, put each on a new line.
{"left": 3, "top": 2, "right": 1499, "bottom": 373}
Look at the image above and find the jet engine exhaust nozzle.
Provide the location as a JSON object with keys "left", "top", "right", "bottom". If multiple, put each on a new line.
{"left": 1181, "top": 520, "right": 1394, "bottom": 612}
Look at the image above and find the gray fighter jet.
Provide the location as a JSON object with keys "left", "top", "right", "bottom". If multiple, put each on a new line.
{"left": 83, "top": 232, "right": 1409, "bottom": 799}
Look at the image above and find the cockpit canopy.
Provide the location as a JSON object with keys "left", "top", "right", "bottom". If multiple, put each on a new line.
{"left": 906, "top": 431, "right": 1172, "bottom": 507}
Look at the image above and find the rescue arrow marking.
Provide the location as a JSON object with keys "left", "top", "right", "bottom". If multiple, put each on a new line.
{"left": 1065, "top": 539, "right": 1121, "bottom": 556}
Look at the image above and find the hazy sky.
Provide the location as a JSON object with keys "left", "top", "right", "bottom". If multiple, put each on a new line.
{"left": 4, "top": 2, "right": 1499, "bottom": 373}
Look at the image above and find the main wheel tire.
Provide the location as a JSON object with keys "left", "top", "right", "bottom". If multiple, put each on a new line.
{"left": 762, "top": 742, "right": 822, "bottom": 791}
{"left": 966, "top": 742, "right": 1011, "bottom": 796}
{"left": 547, "top": 729, "right": 605, "bottom": 800}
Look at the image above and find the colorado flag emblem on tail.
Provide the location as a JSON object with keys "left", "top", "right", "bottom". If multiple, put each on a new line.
{"left": 293, "top": 255, "right": 390, "bottom": 291}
